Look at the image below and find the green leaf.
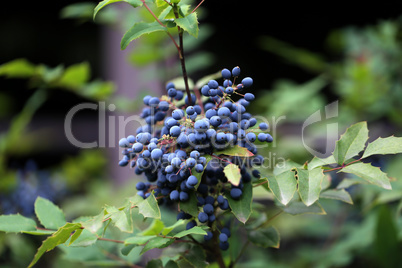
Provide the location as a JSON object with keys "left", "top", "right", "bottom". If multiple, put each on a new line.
{"left": 28, "top": 223, "right": 82, "bottom": 268}
{"left": 81, "top": 211, "right": 104, "bottom": 233}
{"left": 0, "top": 58, "right": 36, "bottom": 78}
{"left": 57, "top": 62, "right": 90, "bottom": 89}
{"left": 0, "top": 214, "right": 37, "bottom": 233}
{"left": 267, "top": 171, "right": 297, "bottom": 205}
{"left": 173, "top": 226, "right": 207, "bottom": 238}
{"left": 161, "top": 219, "right": 185, "bottom": 235}
{"left": 182, "top": 244, "right": 208, "bottom": 268}
{"left": 273, "top": 160, "right": 301, "bottom": 175}
{"left": 297, "top": 168, "right": 324, "bottom": 206}
{"left": 121, "top": 21, "right": 167, "bottom": 50}
{"left": 280, "top": 201, "right": 326, "bottom": 215}
{"left": 93, "top": 0, "right": 142, "bottom": 20}
{"left": 362, "top": 136, "right": 402, "bottom": 159}
{"left": 179, "top": 192, "right": 198, "bottom": 217}
{"left": 22, "top": 230, "right": 55, "bottom": 235}
{"left": 125, "top": 235, "right": 156, "bottom": 245}
{"left": 140, "top": 237, "right": 174, "bottom": 255}
{"left": 165, "top": 260, "right": 180, "bottom": 268}
{"left": 34, "top": 197, "right": 66, "bottom": 230}
{"left": 68, "top": 229, "right": 98, "bottom": 247}
{"left": 104, "top": 206, "right": 133, "bottom": 232}
{"left": 175, "top": 13, "right": 199, "bottom": 38}
{"left": 333, "top": 122, "right": 369, "bottom": 165}
{"left": 139, "top": 219, "right": 165, "bottom": 236}
{"left": 341, "top": 162, "right": 392, "bottom": 190}
{"left": 146, "top": 259, "right": 163, "bottom": 268}
{"left": 320, "top": 189, "right": 353, "bottom": 204}
{"left": 215, "top": 145, "right": 254, "bottom": 157}
{"left": 137, "top": 194, "right": 161, "bottom": 219}
{"left": 248, "top": 227, "right": 280, "bottom": 248}
{"left": 226, "top": 182, "right": 253, "bottom": 224}
{"left": 336, "top": 177, "right": 366, "bottom": 189}
{"left": 224, "top": 163, "right": 241, "bottom": 186}
{"left": 308, "top": 155, "right": 336, "bottom": 170}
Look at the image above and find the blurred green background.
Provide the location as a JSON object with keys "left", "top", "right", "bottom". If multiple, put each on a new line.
{"left": 1, "top": 1, "right": 402, "bottom": 267}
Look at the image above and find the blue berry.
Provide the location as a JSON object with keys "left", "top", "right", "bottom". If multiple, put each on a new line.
{"left": 221, "top": 68, "right": 231, "bottom": 79}
{"left": 219, "top": 241, "right": 229, "bottom": 251}
{"left": 170, "top": 126, "right": 181, "bottom": 137}
{"left": 259, "top": 122, "right": 269, "bottom": 130}
{"left": 168, "top": 88, "right": 177, "bottom": 97}
{"left": 172, "top": 109, "right": 184, "bottom": 120}
{"left": 203, "top": 204, "right": 214, "bottom": 215}
{"left": 195, "top": 164, "right": 204, "bottom": 173}
{"left": 186, "top": 220, "right": 197, "bottom": 230}
{"left": 204, "top": 231, "right": 213, "bottom": 241}
{"left": 151, "top": 149, "right": 163, "bottom": 159}
{"left": 198, "top": 212, "right": 208, "bottom": 223}
{"left": 166, "top": 82, "right": 175, "bottom": 90}
{"left": 225, "top": 87, "right": 234, "bottom": 94}
{"left": 208, "top": 80, "right": 219, "bottom": 89}
{"left": 242, "top": 77, "right": 253, "bottom": 88}
{"left": 221, "top": 227, "right": 231, "bottom": 237}
{"left": 230, "top": 188, "right": 242, "bottom": 200}
{"left": 175, "top": 91, "right": 184, "bottom": 100}
{"left": 180, "top": 191, "right": 189, "bottom": 201}
{"left": 186, "top": 106, "right": 195, "bottom": 115}
{"left": 119, "top": 138, "right": 130, "bottom": 148}
{"left": 170, "top": 190, "right": 179, "bottom": 201}
{"left": 219, "top": 233, "right": 228, "bottom": 242}
{"left": 232, "top": 66, "right": 241, "bottom": 77}
{"left": 187, "top": 175, "right": 198, "bottom": 186}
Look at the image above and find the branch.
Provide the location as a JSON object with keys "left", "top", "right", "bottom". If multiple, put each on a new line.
{"left": 191, "top": 0, "right": 205, "bottom": 13}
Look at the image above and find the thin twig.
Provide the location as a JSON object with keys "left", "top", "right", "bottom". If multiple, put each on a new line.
{"left": 191, "top": 0, "right": 205, "bottom": 13}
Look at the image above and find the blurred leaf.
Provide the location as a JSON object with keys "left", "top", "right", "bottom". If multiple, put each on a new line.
{"left": 34, "top": 197, "right": 66, "bottom": 230}
{"left": 140, "top": 237, "right": 174, "bottom": 255}
{"left": 104, "top": 205, "right": 133, "bottom": 233}
{"left": 57, "top": 62, "right": 90, "bottom": 88}
{"left": 308, "top": 155, "right": 336, "bottom": 170}
{"left": 280, "top": 201, "right": 326, "bottom": 215}
{"left": 0, "top": 214, "right": 37, "bottom": 233}
{"left": 336, "top": 177, "right": 366, "bottom": 189}
{"left": 179, "top": 192, "right": 198, "bottom": 217}
{"left": 362, "top": 136, "right": 402, "bottom": 159}
{"left": 68, "top": 229, "right": 97, "bottom": 247}
{"left": 333, "top": 122, "right": 368, "bottom": 165}
{"left": 125, "top": 235, "right": 156, "bottom": 245}
{"left": 146, "top": 259, "right": 163, "bottom": 268}
{"left": 121, "top": 21, "right": 168, "bottom": 50}
{"left": 226, "top": 182, "right": 252, "bottom": 224}
{"left": 165, "top": 260, "right": 179, "bottom": 268}
{"left": 320, "top": 189, "right": 353, "bottom": 204}
{"left": 173, "top": 226, "right": 207, "bottom": 238}
{"left": 374, "top": 206, "right": 400, "bottom": 267}
{"left": 248, "top": 226, "right": 280, "bottom": 248}
{"left": 0, "top": 58, "right": 36, "bottom": 78}
{"left": 137, "top": 194, "right": 161, "bottom": 219}
{"left": 182, "top": 244, "right": 208, "bottom": 268}
{"left": 259, "top": 36, "right": 327, "bottom": 73}
{"left": 60, "top": 2, "right": 96, "bottom": 20}
{"left": 80, "top": 80, "right": 115, "bottom": 100}
{"left": 161, "top": 219, "right": 185, "bottom": 236}
{"left": 341, "top": 162, "right": 392, "bottom": 190}
{"left": 139, "top": 219, "right": 164, "bottom": 236}
{"left": 93, "top": 0, "right": 142, "bottom": 20}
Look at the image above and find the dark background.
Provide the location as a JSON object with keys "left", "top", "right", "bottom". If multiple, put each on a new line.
{"left": 1, "top": 1, "right": 401, "bottom": 168}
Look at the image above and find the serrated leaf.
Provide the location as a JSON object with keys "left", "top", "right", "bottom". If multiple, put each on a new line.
{"left": 81, "top": 211, "right": 104, "bottom": 233}
{"left": 28, "top": 223, "right": 82, "bottom": 268}
{"left": 224, "top": 163, "right": 241, "bottom": 186}
{"left": 273, "top": 160, "right": 301, "bottom": 175}
{"left": 161, "top": 219, "right": 185, "bottom": 236}
{"left": 362, "top": 136, "right": 402, "bottom": 159}
{"left": 267, "top": 171, "right": 297, "bottom": 205}
{"left": 248, "top": 227, "right": 280, "bottom": 248}
{"left": 0, "top": 58, "right": 36, "bottom": 78}
{"left": 182, "top": 244, "right": 208, "bottom": 268}
{"left": 104, "top": 206, "right": 133, "bottom": 232}
{"left": 175, "top": 13, "right": 199, "bottom": 37}
{"left": 121, "top": 21, "right": 167, "bottom": 50}
{"left": 280, "top": 201, "right": 326, "bottom": 215}
{"left": 173, "top": 226, "right": 207, "bottom": 238}
{"left": 125, "top": 235, "right": 156, "bottom": 245}
{"left": 333, "top": 122, "right": 368, "bottom": 165}
{"left": 341, "top": 162, "right": 392, "bottom": 190}
{"left": 297, "top": 168, "right": 324, "bottom": 206}
{"left": 308, "top": 155, "right": 336, "bottom": 170}
{"left": 69, "top": 229, "right": 98, "bottom": 247}
{"left": 320, "top": 189, "right": 353, "bottom": 204}
{"left": 140, "top": 237, "right": 174, "bottom": 255}
{"left": 226, "top": 182, "right": 253, "bottom": 224}
{"left": 34, "top": 197, "right": 66, "bottom": 230}
{"left": 179, "top": 192, "right": 198, "bottom": 217}
{"left": 0, "top": 214, "right": 37, "bottom": 233}
{"left": 215, "top": 145, "right": 254, "bottom": 157}
{"left": 139, "top": 219, "right": 164, "bottom": 236}
{"left": 93, "top": 0, "right": 142, "bottom": 20}
{"left": 137, "top": 194, "right": 161, "bottom": 219}
{"left": 69, "top": 228, "right": 83, "bottom": 245}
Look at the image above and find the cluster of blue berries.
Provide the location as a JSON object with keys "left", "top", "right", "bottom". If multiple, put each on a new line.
{"left": 118, "top": 67, "right": 273, "bottom": 251}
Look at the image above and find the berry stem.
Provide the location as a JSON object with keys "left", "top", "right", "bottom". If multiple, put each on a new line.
{"left": 172, "top": 3, "right": 192, "bottom": 105}
{"left": 191, "top": 0, "right": 205, "bottom": 13}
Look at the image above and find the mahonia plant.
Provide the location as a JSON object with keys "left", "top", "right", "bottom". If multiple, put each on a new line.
{"left": 1, "top": 1, "right": 402, "bottom": 268}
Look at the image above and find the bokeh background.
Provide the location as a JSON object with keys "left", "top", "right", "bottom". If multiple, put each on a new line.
{"left": 1, "top": 1, "right": 402, "bottom": 267}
